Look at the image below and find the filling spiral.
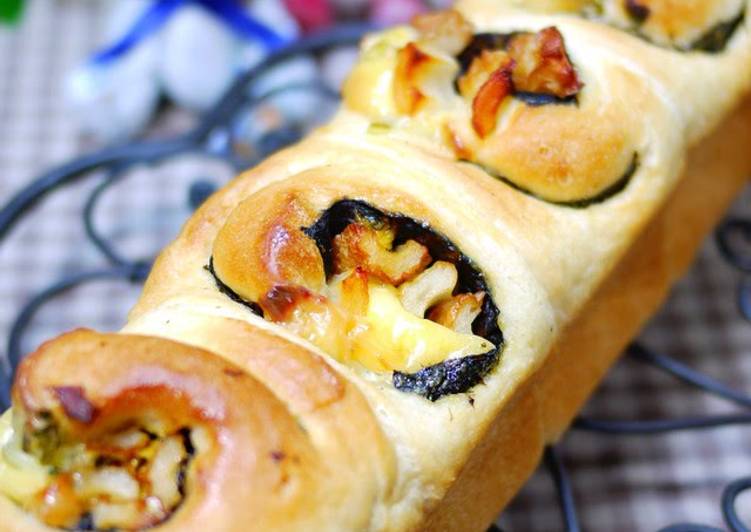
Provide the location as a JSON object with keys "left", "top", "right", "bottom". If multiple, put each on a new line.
{"left": 394, "top": 11, "right": 584, "bottom": 136}
{"left": 0, "top": 408, "right": 194, "bottom": 530}
{"left": 605, "top": 0, "right": 744, "bottom": 51}
{"left": 343, "top": 10, "right": 640, "bottom": 206}
{"left": 523, "top": 0, "right": 745, "bottom": 51}
{"left": 210, "top": 199, "right": 503, "bottom": 401}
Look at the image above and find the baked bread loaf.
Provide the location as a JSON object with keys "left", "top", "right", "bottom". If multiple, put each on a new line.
{"left": 1, "top": 1, "right": 751, "bottom": 530}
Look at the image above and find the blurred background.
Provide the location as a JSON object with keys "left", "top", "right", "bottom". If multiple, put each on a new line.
{"left": 0, "top": 1, "right": 749, "bottom": 530}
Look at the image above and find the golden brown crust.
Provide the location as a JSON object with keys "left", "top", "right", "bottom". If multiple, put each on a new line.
{"left": 118, "top": 149, "right": 556, "bottom": 529}
{"left": 426, "top": 94, "right": 751, "bottom": 531}
{"left": 635, "top": 1, "right": 739, "bottom": 38}
{"left": 341, "top": 12, "right": 662, "bottom": 204}
{"left": 3, "top": 329, "right": 395, "bottom": 531}
{"left": 123, "top": 311, "right": 398, "bottom": 524}
{"left": 481, "top": 0, "right": 746, "bottom": 50}
{"left": 212, "top": 192, "right": 325, "bottom": 303}
{"left": 8, "top": 330, "right": 324, "bottom": 531}
{"left": 2, "top": 1, "right": 751, "bottom": 530}
{"left": 602, "top": 0, "right": 745, "bottom": 50}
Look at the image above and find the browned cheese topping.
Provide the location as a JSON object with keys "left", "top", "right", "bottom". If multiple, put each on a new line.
{"left": 391, "top": 10, "right": 582, "bottom": 138}
{"left": 251, "top": 209, "right": 493, "bottom": 374}
{"left": 10, "top": 414, "right": 192, "bottom": 530}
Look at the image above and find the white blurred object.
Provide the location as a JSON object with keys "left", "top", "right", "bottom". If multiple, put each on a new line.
{"left": 247, "top": 0, "right": 299, "bottom": 39}
{"left": 160, "top": 5, "right": 239, "bottom": 110}
{"left": 321, "top": 46, "right": 359, "bottom": 90}
{"left": 64, "top": 0, "right": 305, "bottom": 141}
{"left": 65, "top": 62, "right": 160, "bottom": 142}
{"left": 251, "top": 56, "right": 322, "bottom": 124}
{"left": 64, "top": 1, "right": 161, "bottom": 141}
{"left": 241, "top": 0, "right": 320, "bottom": 127}
{"left": 235, "top": 0, "right": 302, "bottom": 76}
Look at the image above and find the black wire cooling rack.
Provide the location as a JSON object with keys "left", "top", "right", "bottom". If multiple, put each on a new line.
{"left": 0, "top": 25, "right": 749, "bottom": 532}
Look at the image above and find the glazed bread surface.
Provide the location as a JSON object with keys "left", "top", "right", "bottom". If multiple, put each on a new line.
{"left": 1, "top": 0, "right": 750, "bottom": 530}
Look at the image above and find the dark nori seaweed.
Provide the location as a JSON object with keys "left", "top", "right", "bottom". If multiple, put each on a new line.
{"left": 75, "top": 512, "right": 95, "bottom": 531}
{"left": 27, "top": 417, "right": 61, "bottom": 466}
{"left": 456, "top": 33, "right": 515, "bottom": 76}
{"left": 690, "top": 12, "right": 745, "bottom": 53}
{"left": 303, "top": 199, "right": 504, "bottom": 349}
{"left": 514, "top": 91, "right": 576, "bottom": 107}
{"left": 93, "top": 455, "right": 123, "bottom": 468}
{"left": 176, "top": 428, "right": 194, "bottom": 499}
{"left": 624, "top": 0, "right": 651, "bottom": 23}
{"left": 211, "top": 199, "right": 504, "bottom": 401}
{"left": 463, "top": 152, "right": 639, "bottom": 209}
{"left": 453, "top": 33, "right": 644, "bottom": 207}
{"left": 304, "top": 199, "right": 504, "bottom": 401}
{"left": 179, "top": 427, "right": 195, "bottom": 456}
{"left": 205, "top": 259, "right": 263, "bottom": 316}
{"left": 454, "top": 32, "right": 579, "bottom": 107}
{"left": 393, "top": 351, "right": 499, "bottom": 402}
{"left": 616, "top": 6, "right": 744, "bottom": 53}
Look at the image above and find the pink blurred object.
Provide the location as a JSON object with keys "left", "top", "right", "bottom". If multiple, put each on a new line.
{"left": 283, "top": 0, "right": 334, "bottom": 32}
{"left": 370, "top": 0, "right": 426, "bottom": 25}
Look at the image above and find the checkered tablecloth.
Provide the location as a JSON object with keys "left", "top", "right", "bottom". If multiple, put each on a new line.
{"left": 1, "top": 3, "right": 750, "bottom": 531}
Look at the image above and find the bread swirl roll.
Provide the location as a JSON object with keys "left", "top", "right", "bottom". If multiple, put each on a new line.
{"left": 2, "top": 1, "right": 750, "bottom": 530}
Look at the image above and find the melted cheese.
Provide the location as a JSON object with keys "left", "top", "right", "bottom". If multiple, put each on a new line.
{"left": 342, "top": 27, "right": 414, "bottom": 119}
{"left": 0, "top": 409, "right": 50, "bottom": 504}
{"left": 350, "top": 284, "right": 494, "bottom": 373}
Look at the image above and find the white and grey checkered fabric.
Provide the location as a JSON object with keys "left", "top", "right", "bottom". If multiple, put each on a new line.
{"left": 498, "top": 194, "right": 751, "bottom": 530}
{"left": 1, "top": 3, "right": 749, "bottom": 531}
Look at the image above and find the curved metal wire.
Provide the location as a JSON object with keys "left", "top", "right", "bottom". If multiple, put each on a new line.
{"left": 544, "top": 446, "right": 581, "bottom": 532}
{"left": 627, "top": 343, "right": 751, "bottom": 408}
{"left": 716, "top": 217, "right": 751, "bottom": 273}
{"left": 490, "top": 251, "right": 750, "bottom": 532}
{"left": 574, "top": 342, "right": 751, "bottom": 434}
{"left": 0, "top": 23, "right": 372, "bottom": 246}
{"left": 738, "top": 277, "right": 751, "bottom": 322}
{"left": 656, "top": 525, "right": 724, "bottom": 532}
{"left": 573, "top": 413, "right": 751, "bottom": 434}
{"left": 723, "top": 476, "right": 751, "bottom": 532}
{"left": 0, "top": 23, "right": 373, "bottom": 407}
{"left": 191, "top": 23, "right": 373, "bottom": 141}
{"left": 566, "top": 341, "right": 751, "bottom": 532}
{"left": 1, "top": 264, "right": 150, "bottom": 407}
{"left": 0, "top": 138, "right": 195, "bottom": 245}
{"left": 82, "top": 170, "right": 133, "bottom": 266}
{"left": 716, "top": 216, "right": 751, "bottom": 323}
